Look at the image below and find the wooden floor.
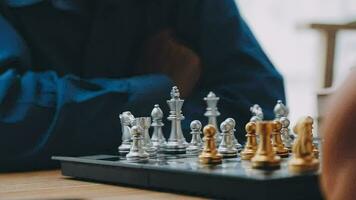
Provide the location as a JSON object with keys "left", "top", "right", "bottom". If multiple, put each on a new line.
{"left": 0, "top": 170, "right": 206, "bottom": 200}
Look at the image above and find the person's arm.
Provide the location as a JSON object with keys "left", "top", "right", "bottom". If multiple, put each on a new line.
{"left": 173, "top": 0, "right": 286, "bottom": 138}
{"left": 321, "top": 69, "right": 356, "bottom": 200}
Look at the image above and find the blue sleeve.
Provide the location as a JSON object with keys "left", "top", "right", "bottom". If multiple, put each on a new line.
{"left": 175, "top": 0, "right": 286, "bottom": 136}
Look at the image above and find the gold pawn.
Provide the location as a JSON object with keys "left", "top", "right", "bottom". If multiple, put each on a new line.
{"left": 199, "top": 125, "right": 222, "bottom": 164}
{"left": 241, "top": 122, "right": 258, "bottom": 160}
{"left": 251, "top": 121, "right": 281, "bottom": 169}
{"left": 272, "top": 120, "right": 289, "bottom": 158}
{"left": 289, "top": 116, "right": 319, "bottom": 173}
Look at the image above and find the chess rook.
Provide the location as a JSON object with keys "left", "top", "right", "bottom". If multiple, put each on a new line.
{"left": 271, "top": 120, "right": 289, "bottom": 158}
{"left": 151, "top": 104, "right": 167, "bottom": 149}
{"left": 199, "top": 125, "right": 222, "bottom": 164}
{"left": 164, "top": 86, "right": 187, "bottom": 154}
{"left": 204, "top": 92, "right": 222, "bottom": 145}
{"left": 218, "top": 120, "right": 238, "bottom": 158}
{"left": 225, "top": 118, "right": 242, "bottom": 150}
{"left": 126, "top": 125, "right": 149, "bottom": 163}
{"left": 241, "top": 121, "right": 258, "bottom": 160}
{"left": 134, "top": 117, "right": 157, "bottom": 157}
{"left": 187, "top": 120, "right": 203, "bottom": 155}
{"left": 118, "top": 111, "right": 135, "bottom": 156}
{"left": 251, "top": 121, "right": 281, "bottom": 169}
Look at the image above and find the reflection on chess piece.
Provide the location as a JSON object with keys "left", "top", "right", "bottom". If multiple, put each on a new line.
{"left": 225, "top": 118, "right": 242, "bottom": 150}
{"left": 118, "top": 111, "right": 135, "bottom": 156}
{"left": 126, "top": 126, "right": 149, "bottom": 163}
{"left": 204, "top": 92, "right": 222, "bottom": 145}
{"left": 241, "top": 122, "right": 258, "bottom": 160}
{"left": 289, "top": 116, "right": 319, "bottom": 173}
{"left": 218, "top": 120, "right": 238, "bottom": 158}
{"left": 164, "top": 86, "right": 187, "bottom": 154}
{"left": 251, "top": 121, "right": 281, "bottom": 169}
{"left": 134, "top": 117, "right": 157, "bottom": 157}
{"left": 250, "top": 104, "right": 264, "bottom": 122}
{"left": 199, "top": 125, "right": 222, "bottom": 164}
{"left": 280, "top": 117, "right": 294, "bottom": 151}
{"left": 272, "top": 120, "right": 289, "bottom": 158}
{"left": 151, "top": 104, "right": 167, "bottom": 149}
{"left": 187, "top": 120, "right": 203, "bottom": 155}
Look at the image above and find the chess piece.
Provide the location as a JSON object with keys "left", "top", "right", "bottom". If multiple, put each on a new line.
{"left": 273, "top": 100, "right": 289, "bottom": 119}
{"left": 271, "top": 120, "right": 289, "bottom": 158}
{"left": 241, "top": 122, "right": 258, "bottom": 160}
{"left": 199, "top": 125, "right": 222, "bottom": 164}
{"left": 218, "top": 121, "right": 238, "bottom": 158}
{"left": 251, "top": 121, "right": 281, "bottom": 169}
{"left": 118, "top": 111, "right": 135, "bottom": 156}
{"left": 293, "top": 116, "right": 319, "bottom": 158}
{"left": 204, "top": 92, "right": 222, "bottom": 145}
{"left": 187, "top": 120, "right": 203, "bottom": 155}
{"left": 151, "top": 104, "right": 167, "bottom": 148}
{"left": 280, "top": 117, "right": 294, "bottom": 150}
{"left": 249, "top": 104, "right": 264, "bottom": 122}
{"left": 126, "top": 125, "right": 149, "bottom": 163}
{"left": 134, "top": 117, "right": 157, "bottom": 157}
{"left": 225, "top": 118, "right": 242, "bottom": 150}
{"left": 289, "top": 116, "right": 319, "bottom": 173}
{"left": 164, "top": 86, "right": 187, "bottom": 154}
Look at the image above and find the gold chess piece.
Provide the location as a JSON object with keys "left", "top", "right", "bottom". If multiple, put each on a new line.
{"left": 241, "top": 122, "right": 258, "bottom": 160}
{"left": 251, "top": 121, "right": 281, "bottom": 169}
{"left": 289, "top": 116, "right": 319, "bottom": 173}
{"left": 271, "top": 120, "right": 289, "bottom": 158}
{"left": 199, "top": 125, "right": 222, "bottom": 164}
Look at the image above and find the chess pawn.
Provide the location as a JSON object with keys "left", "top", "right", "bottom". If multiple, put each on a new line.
{"left": 289, "top": 116, "right": 319, "bottom": 173}
{"left": 280, "top": 117, "right": 294, "bottom": 150}
{"left": 165, "top": 86, "right": 188, "bottom": 154}
{"left": 273, "top": 100, "right": 289, "bottom": 119}
{"left": 251, "top": 121, "right": 281, "bottom": 169}
{"left": 241, "top": 122, "right": 258, "bottom": 160}
{"left": 199, "top": 125, "right": 222, "bottom": 164}
{"left": 126, "top": 126, "right": 149, "bottom": 163}
{"left": 187, "top": 120, "right": 203, "bottom": 155}
{"left": 134, "top": 117, "right": 157, "bottom": 157}
{"left": 218, "top": 121, "right": 238, "bottom": 158}
{"left": 271, "top": 120, "right": 289, "bottom": 158}
{"left": 204, "top": 91, "right": 222, "bottom": 145}
{"left": 151, "top": 104, "right": 167, "bottom": 149}
{"left": 118, "top": 111, "right": 135, "bottom": 156}
{"left": 225, "top": 118, "right": 242, "bottom": 150}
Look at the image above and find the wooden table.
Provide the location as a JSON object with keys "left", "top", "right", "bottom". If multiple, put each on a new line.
{"left": 0, "top": 170, "right": 205, "bottom": 200}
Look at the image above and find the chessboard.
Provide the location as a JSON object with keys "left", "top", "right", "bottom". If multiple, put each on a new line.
{"left": 53, "top": 154, "right": 323, "bottom": 200}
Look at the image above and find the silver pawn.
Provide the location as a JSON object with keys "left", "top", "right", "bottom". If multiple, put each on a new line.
{"left": 280, "top": 117, "right": 294, "bottom": 149}
{"left": 126, "top": 126, "right": 149, "bottom": 163}
{"left": 204, "top": 91, "right": 222, "bottom": 145}
{"left": 164, "top": 86, "right": 188, "bottom": 154}
{"left": 186, "top": 120, "right": 203, "bottom": 155}
{"left": 151, "top": 104, "right": 167, "bottom": 149}
{"left": 225, "top": 118, "right": 242, "bottom": 150}
{"left": 118, "top": 111, "right": 135, "bottom": 156}
{"left": 249, "top": 104, "right": 264, "bottom": 122}
{"left": 134, "top": 117, "right": 157, "bottom": 157}
{"left": 274, "top": 100, "right": 289, "bottom": 119}
{"left": 218, "top": 120, "right": 238, "bottom": 158}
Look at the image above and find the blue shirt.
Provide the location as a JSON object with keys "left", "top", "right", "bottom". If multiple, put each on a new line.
{"left": 0, "top": 0, "right": 285, "bottom": 171}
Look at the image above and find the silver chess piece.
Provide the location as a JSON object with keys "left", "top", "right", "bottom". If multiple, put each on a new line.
{"left": 118, "top": 111, "right": 135, "bottom": 156}
{"left": 151, "top": 104, "right": 167, "bottom": 149}
{"left": 225, "top": 118, "right": 242, "bottom": 150}
{"left": 126, "top": 125, "right": 149, "bottom": 163}
{"left": 164, "top": 86, "right": 188, "bottom": 154}
{"left": 249, "top": 104, "right": 264, "bottom": 122}
{"left": 280, "top": 117, "right": 294, "bottom": 149}
{"left": 186, "top": 120, "right": 203, "bottom": 155}
{"left": 134, "top": 117, "right": 157, "bottom": 157}
{"left": 204, "top": 91, "right": 222, "bottom": 145}
{"left": 274, "top": 100, "right": 289, "bottom": 119}
{"left": 218, "top": 120, "right": 238, "bottom": 158}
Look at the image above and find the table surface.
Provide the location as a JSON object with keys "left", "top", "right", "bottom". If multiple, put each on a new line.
{"left": 0, "top": 170, "right": 205, "bottom": 200}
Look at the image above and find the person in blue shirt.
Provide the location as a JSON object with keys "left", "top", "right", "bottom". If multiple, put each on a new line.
{"left": 0, "top": 0, "right": 285, "bottom": 171}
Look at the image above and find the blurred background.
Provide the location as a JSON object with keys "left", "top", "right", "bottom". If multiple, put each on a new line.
{"left": 236, "top": 0, "right": 356, "bottom": 131}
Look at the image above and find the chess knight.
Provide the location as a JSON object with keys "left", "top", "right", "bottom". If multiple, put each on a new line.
{"left": 288, "top": 116, "right": 319, "bottom": 173}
